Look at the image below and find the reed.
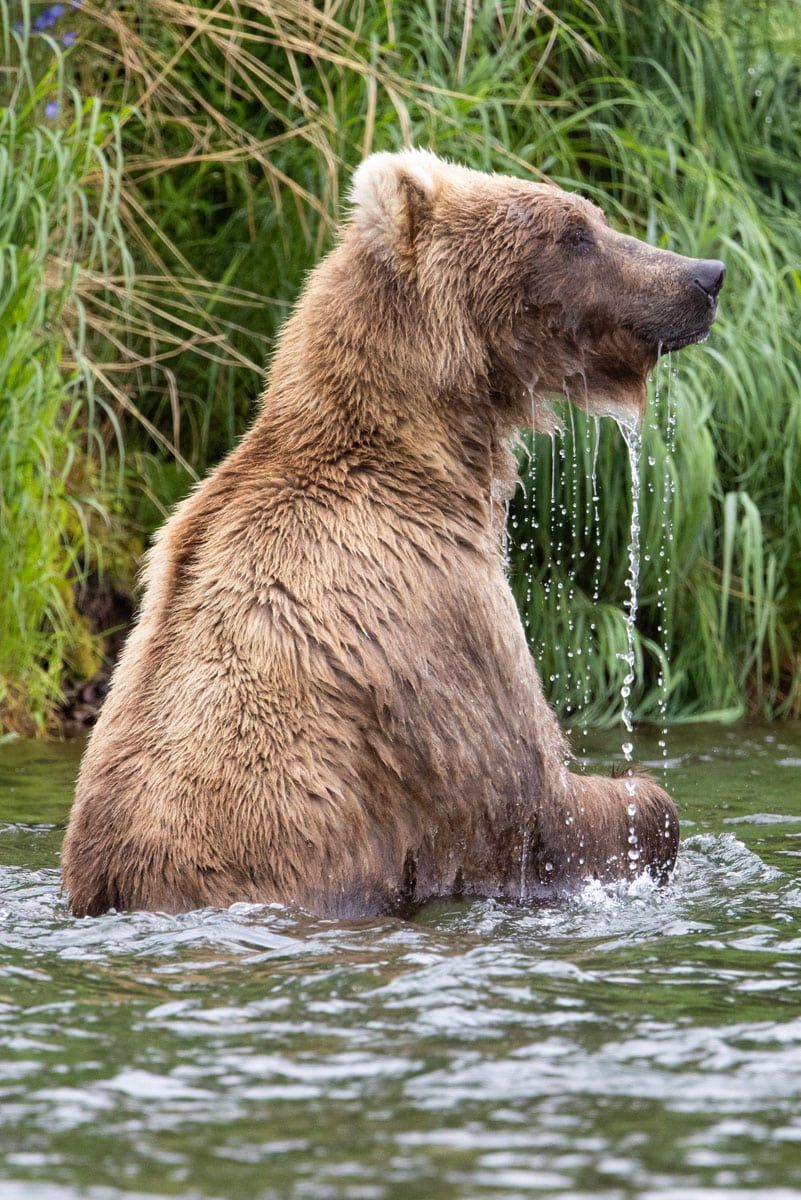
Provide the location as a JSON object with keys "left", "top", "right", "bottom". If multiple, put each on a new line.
{"left": 0, "top": 3, "right": 134, "bottom": 731}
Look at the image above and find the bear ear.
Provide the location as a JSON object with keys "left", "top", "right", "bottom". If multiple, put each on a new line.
{"left": 349, "top": 149, "right": 440, "bottom": 261}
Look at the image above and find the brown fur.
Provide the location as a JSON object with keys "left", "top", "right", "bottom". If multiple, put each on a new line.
{"left": 62, "top": 151, "right": 725, "bottom": 918}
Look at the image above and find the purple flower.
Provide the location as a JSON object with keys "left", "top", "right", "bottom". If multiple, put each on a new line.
{"left": 44, "top": 100, "right": 60, "bottom": 119}
{"left": 33, "top": 4, "right": 63, "bottom": 31}
{"left": 62, "top": 30, "right": 76, "bottom": 45}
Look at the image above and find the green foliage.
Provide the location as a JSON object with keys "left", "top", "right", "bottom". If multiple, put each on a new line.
{"left": 505, "top": 0, "right": 801, "bottom": 723}
{"left": 0, "top": 2, "right": 129, "bottom": 731}
{"left": 4, "top": 0, "right": 801, "bottom": 730}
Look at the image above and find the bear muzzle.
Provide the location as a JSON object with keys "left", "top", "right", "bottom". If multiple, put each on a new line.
{"left": 656, "top": 257, "right": 726, "bottom": 354}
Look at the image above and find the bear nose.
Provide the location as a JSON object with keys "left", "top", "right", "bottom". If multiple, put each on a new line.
{"left": 693, "top": 259, "right": 726, "bottom": 303}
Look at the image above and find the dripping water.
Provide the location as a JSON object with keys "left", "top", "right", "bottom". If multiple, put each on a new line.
{"left": 539, "top": 431, "right": 559, "bottom": 685}
{"left": 554, "top": 427, "right": 568, "bottom": 703}
{"left": 578, "top": 413, "right": 600, "bottom": 757}
{"left": 651, "top": 344, "right": 666, "bottom": 755}
{"left": 658, "top": 351, "right": 678, "bottom": 765}
{"left": 522, "top": 400, "right": 539, "bottom": 647}
{"left": 590, "top": 418, "right": 603, "bottom": 698}
{"left": 614, "top": 415, "right": 642, "bottom": 867}
{"left": 645, "top": 353, "right": 660, "bottom": 684}
{"left": 565, "top": 402, "right": 580, "bottom": 723}
{"left": 590, "top": 416, "right": 602, "bottom": 611}
{"left": 616, "top": 415, "right": 642, "bottom": 767}
{"left": 502, "top": 498, "right": 512, "bottom": 577}
{"left": 552, "top": 420, "right": 574, "bottom": 735}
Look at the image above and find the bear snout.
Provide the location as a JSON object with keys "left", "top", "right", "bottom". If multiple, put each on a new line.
{"left": 692, "top": 259, "right": 726, "bottom": 305}
{"left": 655, "top": 257, "right": 725, "bottom": 354}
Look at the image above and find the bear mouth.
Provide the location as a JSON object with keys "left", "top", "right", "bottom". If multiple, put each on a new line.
{"left": 657, "top": 327, "right": 713, "bottom": 354}
{"left": 630, "top": 312, "right": 716, "bottom": 362}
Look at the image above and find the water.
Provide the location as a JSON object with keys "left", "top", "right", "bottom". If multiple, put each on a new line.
{"left": 616, "top": 418, "right": 642, "bottom": 764}
{"left": 3, "top": 727, "right": 801, "bottom": 1198}
{"left": 655, "top": 350, "right": 676, "bottom": 761}
{"left": 526, "top": 380, "right": 672, "bottom": 763}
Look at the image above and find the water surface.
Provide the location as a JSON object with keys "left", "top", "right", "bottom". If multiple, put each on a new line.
{"left": 2, "top": 726, "right": 801, "bottom": 1198}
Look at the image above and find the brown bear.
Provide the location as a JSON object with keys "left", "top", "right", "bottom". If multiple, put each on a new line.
{"left": 62, "top": 150, "right": 724, "bottom": 918}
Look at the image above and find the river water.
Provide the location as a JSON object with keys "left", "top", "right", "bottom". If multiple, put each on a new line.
{"left": 1, "top": 725, "right": 801, "bottom": 1199}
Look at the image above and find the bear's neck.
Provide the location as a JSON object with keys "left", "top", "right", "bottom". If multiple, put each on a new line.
{"left": 251, "top": 241, "right": 521, "bottom": 542}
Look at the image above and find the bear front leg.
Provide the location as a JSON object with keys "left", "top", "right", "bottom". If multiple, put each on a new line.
{"left": 525, "top": 768, "right": 679, "bottom": 894}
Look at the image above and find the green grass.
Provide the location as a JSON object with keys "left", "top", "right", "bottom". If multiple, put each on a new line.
{"left": 0, "top": 3, "right": 132, "bottom": 731}
{"left": 2, "top": 0, "right": 801, "bottom": 731}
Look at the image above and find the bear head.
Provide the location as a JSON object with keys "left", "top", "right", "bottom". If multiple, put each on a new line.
{"left": 349, "top": 149, "right": 724, "bottom": 430}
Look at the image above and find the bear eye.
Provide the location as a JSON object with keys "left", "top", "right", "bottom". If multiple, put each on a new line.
{"left": 562, "top": 226, "right": 593, "bottom": 251}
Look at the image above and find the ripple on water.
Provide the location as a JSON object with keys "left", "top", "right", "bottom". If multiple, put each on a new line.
{"left": 3, "top": 727, "right": 801, "bottom": 1198}
{"left": 0, "top": 831, "right": 783, "bottom": 964}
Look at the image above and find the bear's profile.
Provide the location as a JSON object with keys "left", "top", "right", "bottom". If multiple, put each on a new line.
{"left": 62, "top": 150, "right": 725, "bottom": 917}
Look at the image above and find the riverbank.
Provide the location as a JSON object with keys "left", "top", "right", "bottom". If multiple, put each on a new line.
{"left": 3, "top": 0, "right": 801, "bottom": 734}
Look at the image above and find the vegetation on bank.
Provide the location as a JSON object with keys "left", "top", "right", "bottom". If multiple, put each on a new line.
{"left": 1, "top": 0, "right": 800, "bottom": 734}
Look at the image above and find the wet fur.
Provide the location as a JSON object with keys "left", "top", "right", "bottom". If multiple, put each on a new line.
{"left": 62, "top": 151, "right": 692, "bottom": 918}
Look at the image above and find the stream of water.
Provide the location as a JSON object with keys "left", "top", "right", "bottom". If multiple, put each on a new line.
{"left": 615, "top": 418, "right": 642, "bottom": 765}
{"left": 2, "top": 726, "right": 801, "bottom": 1199}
